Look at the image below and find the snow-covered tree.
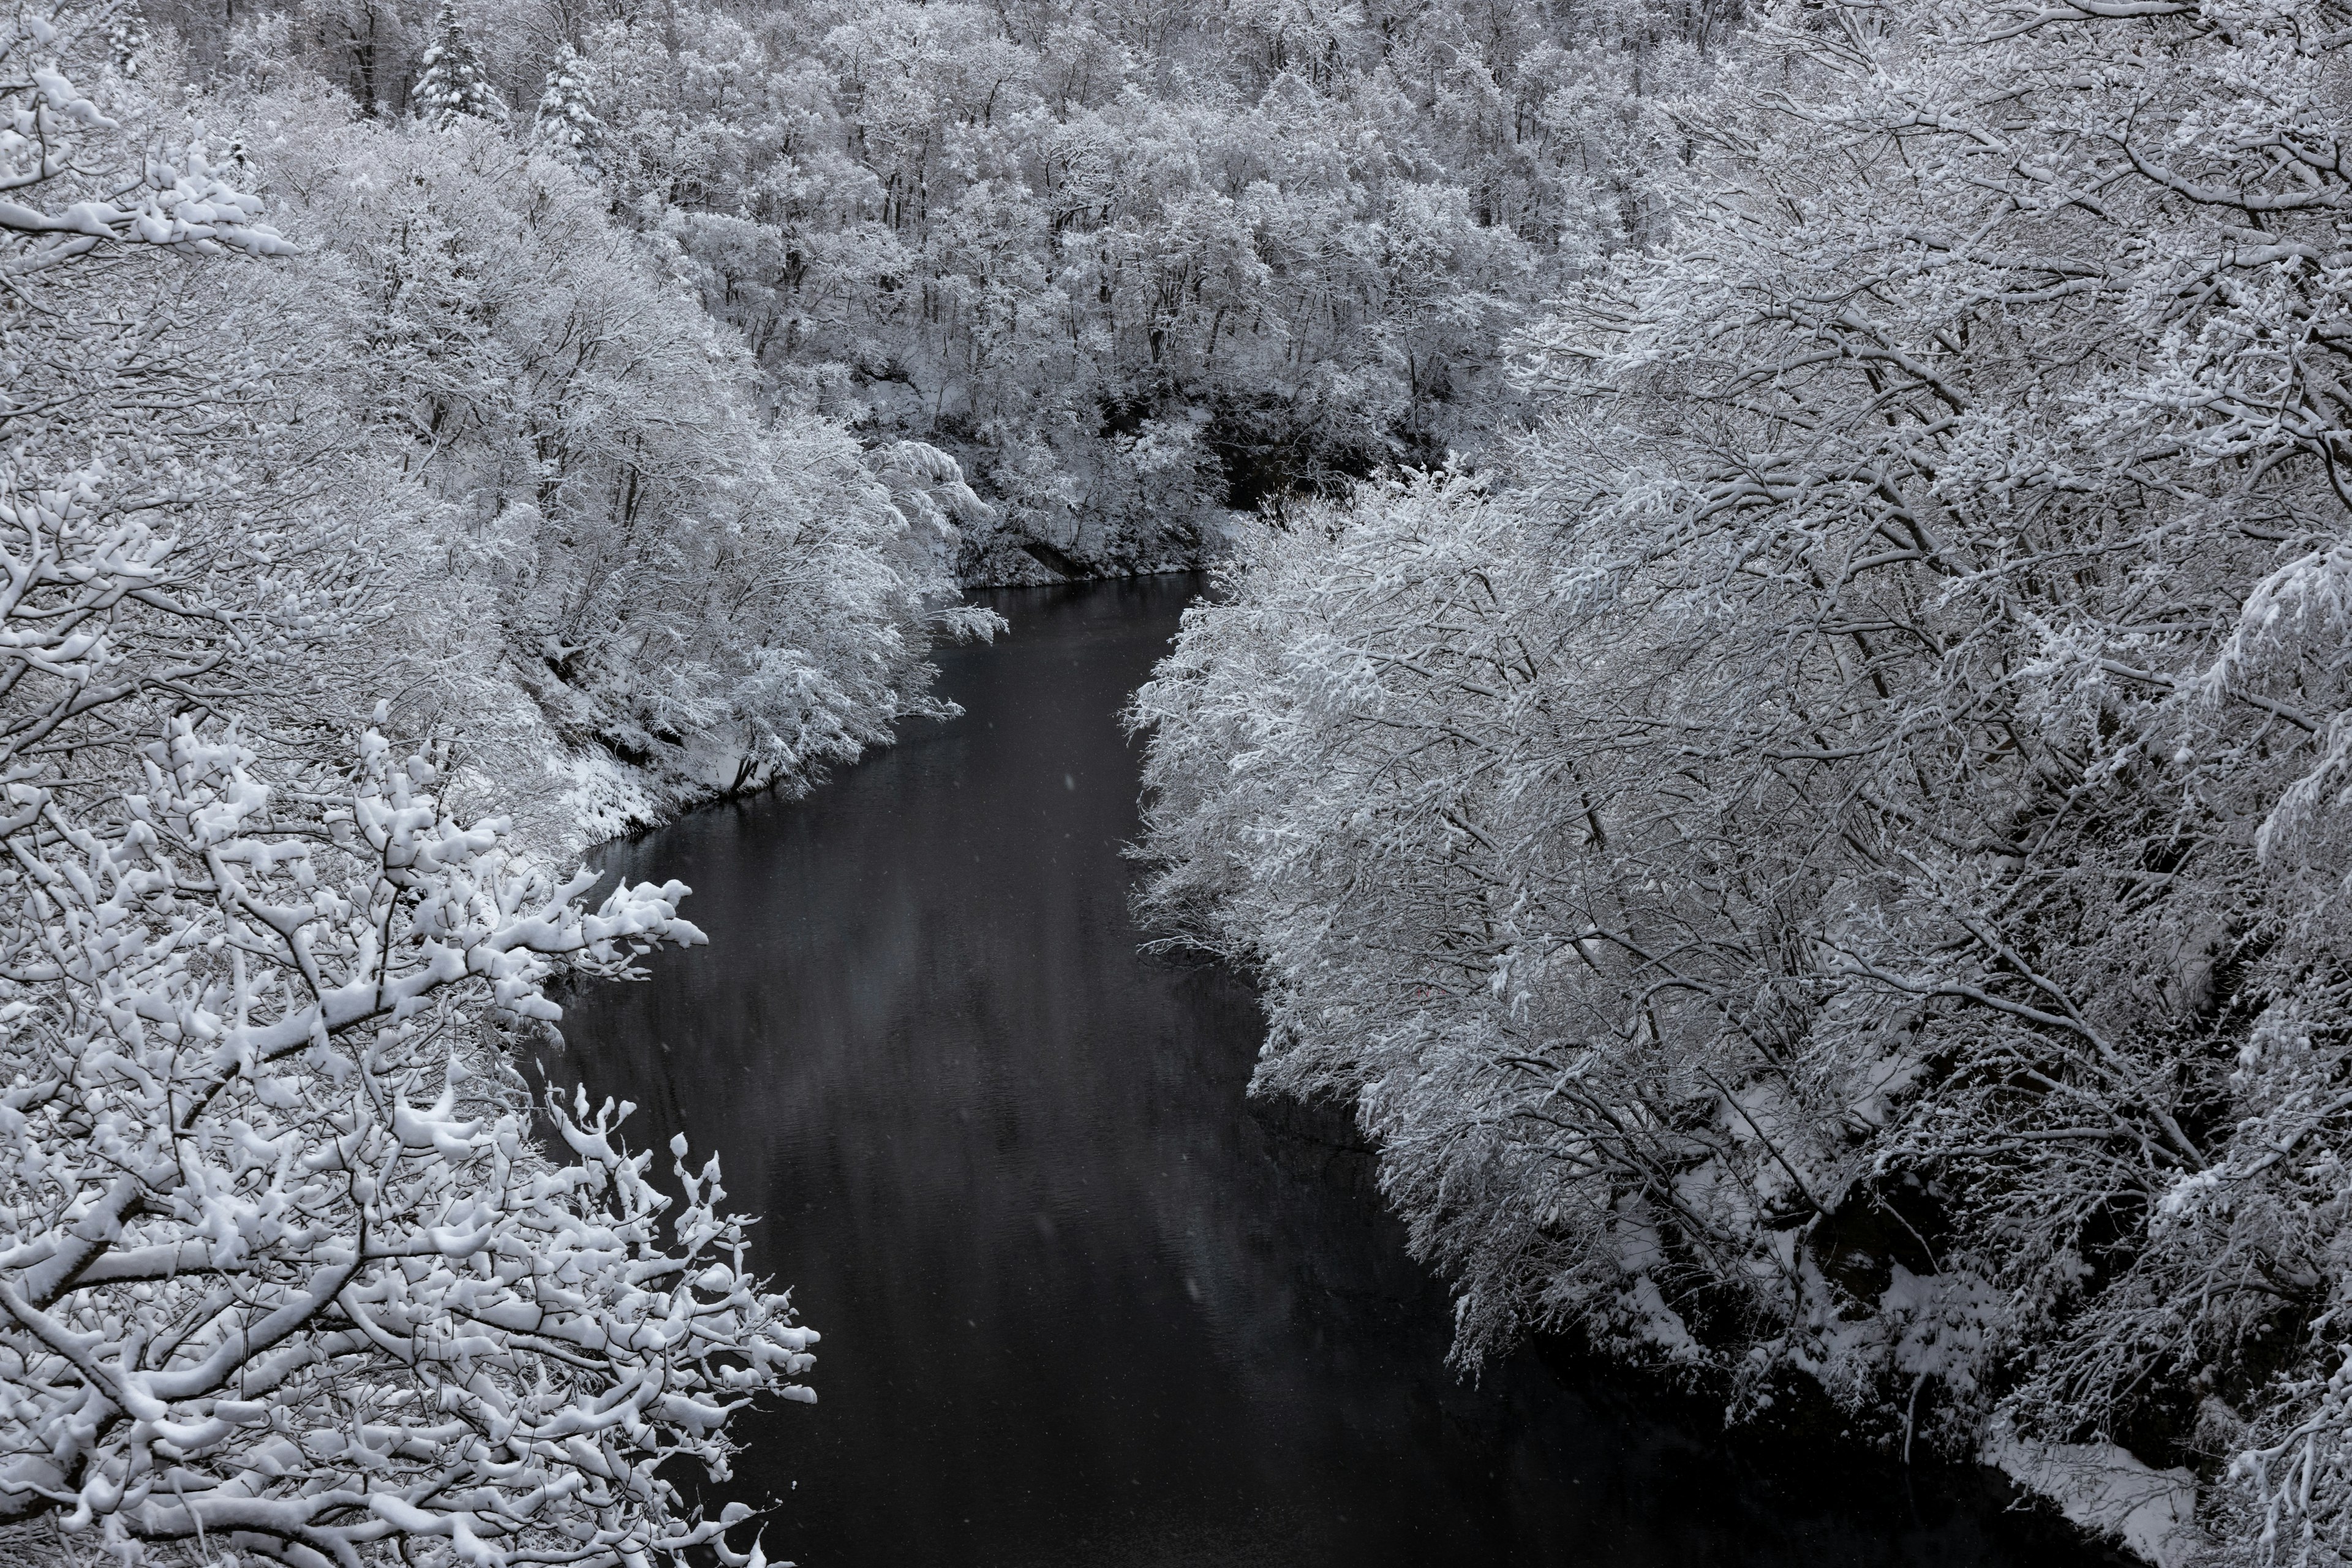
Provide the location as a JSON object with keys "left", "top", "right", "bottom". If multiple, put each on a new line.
{"left": 104, "top": 2, "right": 148, "bottom": 76}
{"left": 1, "top": 9, "right": 831, "bottom": 1563}
{"left": 1129, "top": 0, "right": 2352, "bottom": 1556}
{"left": 413, "top": 0, "right": 505, "bottom": 128}
{"left": 531, "top": 41, "right": 598, "bottom": 170}
{"left": 234, "top": 99, "right": 996, "bottom": 842}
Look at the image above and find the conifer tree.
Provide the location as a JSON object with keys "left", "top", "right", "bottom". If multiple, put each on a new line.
{"left": 104, "top": 1, "right": 147, "bottom": 75}
{"left": 413, "top": 0, "right": 507, "bottom": 128}
{"left": 533, "top": 42, "right": 601, "bottom": 170}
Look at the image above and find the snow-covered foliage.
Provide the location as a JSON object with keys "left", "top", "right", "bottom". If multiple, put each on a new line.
{"left": 0, "top": 2, "right": 1003, "bottom": 1559}
{"left": 3, "top": 2, "right": 288, "bottom": 272}
{"left": 562, "top": 0, "right": 1686, "bottom": 578}
{"left": 38, "top": 0, "right": 2352, "bottom": 1552}
{"left": 1131, "top": 0, "right": 2352, "bottom": 1559}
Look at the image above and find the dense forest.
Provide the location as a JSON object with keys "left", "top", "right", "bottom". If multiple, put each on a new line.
{"left": 179, "top": 0, "right": 1630, "bottom": 583}
{"left": 2, "top": 0, "right": 2346, "bottom": 1559}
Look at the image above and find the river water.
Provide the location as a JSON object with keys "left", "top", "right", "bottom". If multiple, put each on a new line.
{"left": 553, "top": 577, "right": 2092, "bottom": 1568}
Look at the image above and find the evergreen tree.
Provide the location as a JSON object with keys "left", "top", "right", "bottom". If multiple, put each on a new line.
{"left": 413, "top": 0, "right": 506, "bottom": 129}
{"left": 532, "top": 42, "right": 601, "bottom": 171}
{"left": 104, "top": 2, "right": 147, "bottom": 76}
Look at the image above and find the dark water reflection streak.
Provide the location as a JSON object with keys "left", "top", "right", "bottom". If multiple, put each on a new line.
{"left": 551, "top": 577, "right": 2092, "bottom": 1568}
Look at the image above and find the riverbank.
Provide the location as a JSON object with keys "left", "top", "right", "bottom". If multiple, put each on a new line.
{"left": 1249, "top": 1088, "right": 2143, "bottom": 1565}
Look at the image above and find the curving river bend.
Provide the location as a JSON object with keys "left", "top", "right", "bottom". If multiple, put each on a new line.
{"left": 554, "top": 578, "right": 2094, "bottom": 1568}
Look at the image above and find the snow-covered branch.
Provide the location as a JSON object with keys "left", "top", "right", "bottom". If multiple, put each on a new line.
{"left": 1, "top": 4, "right": 289, "bottom": 272}
{"left": 0, "top": 717, "right": 816, "bottom": 1568}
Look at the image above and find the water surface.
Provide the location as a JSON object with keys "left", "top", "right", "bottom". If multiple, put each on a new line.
{"left": 553, "top": 577, "right": 2094, "bottom": 1568}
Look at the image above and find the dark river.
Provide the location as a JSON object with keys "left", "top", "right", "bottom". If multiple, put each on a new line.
{"left": 554, "top": 577, "right": 2095, "bottom": 1568}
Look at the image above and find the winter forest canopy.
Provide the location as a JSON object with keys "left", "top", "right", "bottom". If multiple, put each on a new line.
{"left": 3, "top": 0, "right": 2351, "bottom": 1556}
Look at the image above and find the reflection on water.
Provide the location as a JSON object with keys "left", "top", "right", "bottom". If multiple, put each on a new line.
{"left": 551, "top": 577, "right": 2091, "bottom": 1568}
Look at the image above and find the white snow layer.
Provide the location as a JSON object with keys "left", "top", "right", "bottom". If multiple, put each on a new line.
{"left": 1986, "top": 1425, "right": 2205, "bottom": 1566}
